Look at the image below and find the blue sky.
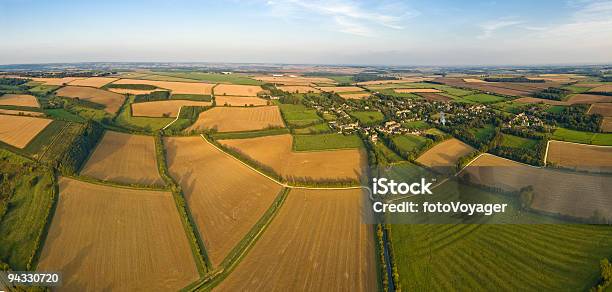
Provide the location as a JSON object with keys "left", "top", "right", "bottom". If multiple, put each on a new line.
{"left": 1, "top": 0, "right": 611, "bottom": 65}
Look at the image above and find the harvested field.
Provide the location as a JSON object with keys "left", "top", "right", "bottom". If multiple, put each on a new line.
{"left": 81, "top": 131, "right": 164, "bottom": 185}
{"left": 591, "top": 84, "right": 612, "bottom": 92}
{"left": 276, "top": 85, "right": 320, "bottom": 93}
{"left": 0, "top": 114, "right": 51, "bottom": 148}
{"left": 0, "top": 94, "right": 40, "bottom": 107}
{"left": 219, "top": 134, "right": 364, "bottom": 181}
{"left": 108, "top": 88, "right": 164, "bottom": 95}
{"left": 131, "top": 100, "right": 212, "bottom": 118}
{"left": 463, "top": 78, "right": 486, "bottom": 83}
{"left": 356, "top": 77, "right": 433, "bottom": 85}
{"left": 68, "top": 77, "right": 118, "bottom": 88}
{"left": 55, "top": 86, "right": 125, "bottom": 113}
{"left": 164, "top": 136, "right": 282, "bottom": 266}
{"left": 215, "top": 95, "right": 268, "bottom": 106}
{"left": 214, "top": 84, "right": 263, "bottom": 96}
{"left": 37, "top": 177, "right": 199, "bottom": 291}
{"left": 111, "top": 79, "right": 214, "bottom": 95}
{"left": 254, "top": 75, "right": 336, "bottom": 85}
{"left": 566, "top": 94, "right": 612, "bottom": 104}
{"left": 588, "top": 103, "right": 612, "bottom": 116}
{"left": 339, "top": 92, "right": 370, "bottom": 99}
{"left": 546, "top": 140, "right": 612, "bottom": 172}
{"left": 316, "top": 86, "right": 364, "bottom": 93}
{"left": 602, "top": 117, "right": 612, "bottom": 132}
{"left": 186, "top": 106, "right": 284, "bottom": 132}
{"left": 514, "top": 97, "right": 569, "bottom": 106}
{"left": 214, "top": 188, "right": 376, "bottom": 292}
{"left": 0, "top": 109, "right": 44, "bottom": 116}
{"left": 394, "top": 88, "right": 441, "bottom": 93}
{"left": 416, "top": 92, "right": 452, "bottom": 102}
{"left": 462, "top": 154, "right": 612, "bottom": 219}
{"left": 434, "top": 77, "right": 542, "bottom": 97}
{"left": 31, "top": 77, "right": 84, "bottom": 85}
{"left": 416, "top": 138, "right": 475, "bottom": 172}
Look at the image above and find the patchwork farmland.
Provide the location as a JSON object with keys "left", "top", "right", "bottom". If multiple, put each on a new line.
{"left": 55, "top": 86, "right": 125, "bottom": 113}
{"left": 111, "top": 79, "right": 215, "bottom": 95}
{"left": 218, "top": 134, "right": 365, "bottom": 181}
{"left": 0, "top": 114, "right": 52, "bottom": 148}
{"left": 80, "top": 131, "right": 164, "bottom": 185}
{"left": 67, "top": 77, "right": 118, "bottom": 88}
{"left": 131, "top": 100, "right": 212, "bottom": 117}
{"left": 164, "top": 136, "right": 282, "bottom": 266}
{"left": 37, "top": 177, "right": 199, "bottom": 291}
{"left": 186, "top": 106, "right": 285, "bottom": 132}
{"left": 214, "top": 188, "right": 376, "bottom": 291}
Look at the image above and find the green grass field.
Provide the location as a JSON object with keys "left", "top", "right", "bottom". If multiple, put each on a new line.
{"left": 470, "top": 125, "right": 496, "bottom": 144}
{"left": 23, "top": 120, "right": 68, "bottom": 155}
{"left": 113, "top": 96, "right": 174, "bottom": 131}
{"left": 392, "top": 134, "right": 430, "bottom": 153}
{"left": 402, "top": 120, "right": 430, "bottom": 129}
{"left": 292, "top": 123, "right": 331, "bottom": 134}
{"left": 211, "top": 128, "right": 290, "bottom": 140}
{"left": 374, "top": 142, "right": 404, "bottom": 164}
{"left": 0, "top": 150, "right": 54, "bottom": 270}
{"left": 349, "top": 111, "right": 384, "bottom": 125}
{"left": 500, "top": 133, "right": 539, "bottom": 149}
{"left": 389, "top": 179, "right": 612, "bottom": 290}
{"left": 492, "top": 102, "right": 528, "bottom": 114}
{"left": 67, "top": 105, "right": 109, "bottom": 122}
{"left": 149, "top": 71, "right": 263, "bottom": 85}
{"left": 43, "top": 108, "right": 86, "bottom": 122}
{"left": 551, "top": 128, "right": 612, "bottom": 146}
{"left": 561, "top": 85, "right": 591, "bottom": 93}
{"left": 462, "top": 93, "right": 506, "bottom": 104}
{"left": 279, "top": 104, "right": 322, "bottom": 127}
{"left": 171, "top": 94, "right": 212, "bottom": 101}
{"left": 28, "top": 84, "right": 59, "bottom": 95}
{"left": 293, "top": 133, "right": 362, "bottom": 151}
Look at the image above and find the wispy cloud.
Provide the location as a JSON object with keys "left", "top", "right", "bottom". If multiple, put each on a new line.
{"left": 477, "top": 18, "right": 523, "bottom": 39}
{"left": 264, "top": 0, "right": 417, "bottom": 36}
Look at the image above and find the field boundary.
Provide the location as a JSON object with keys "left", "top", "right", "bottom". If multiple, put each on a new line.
{"left": 186, "top": 188, "right": 291, "bottom": 291}
{"left": 162, "top": 105, "right": 183, "bottom": 130}
{"left": 200, "top": 134, "right": 364, "bottom": 190}
{"left": 543, "top": 139, "right": 612, "bottom": 166}
{"left": 155, "top": 134, "right": 211, "bottom": 276}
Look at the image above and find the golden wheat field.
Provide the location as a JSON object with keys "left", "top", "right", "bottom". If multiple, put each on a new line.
{"left": 80, "top": 131, "right": 164, "bottom": 185}
{"left": 164, "top": 136, "right": 282, "bottom": 266}
{"left": 339, "top": 92, "right": 371, "bottom": 99}
{"left": 67, "top": 77, "right": 118, "bottom": 88}
{"left": 214, "top": 95, "right": 268, "bottom": 106}
{"left": 214, "top": 188, "right": 376, "bottom": 292}
{"left": 219, "top": 134, "right": 365, "bottom": 181}
{"left": 131, "top": 100, "right": 212, "bottom": 117}
{"left": 111, "top": 79, "right": 214, "bottom": 95}
{"left": 186, "top": 106, "right": 284, "bottom": 132}
{"left": 416, "top": 138, "right": 475, "bottom": 172}
{"left": 462, "top": 153, "right": 612, "bottom": 219}
{"left": 590, "top": 84, "right": 612, "bottom": 92}
{"left": 55, "top": 86, "right": 125, "bottom": 113}
{"left": 546, "top": 140, "right": 612, "bottom": 172}
{"left": 0, "top": 94, "right": 40, "bottom": 107}
{"left": 37, "top": 177, "right": 199, "bottom": 291}
{"left": 0, "top": 114, "right": 51, "bottom": 148}
{"left": 587, "top": 103, "right": 612, "bottom": 116}
{"left": 214, "top": 84, "right": 263, "bottom": 96}
{"left": 254, "top": 75, "right": 336, "bottom": 85}
{"left": 108, "top": 88, "right": 165, "bottom": 95}
{"left": 566, "top": 94, "right": 612, "bottom": 104}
